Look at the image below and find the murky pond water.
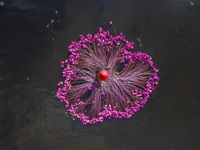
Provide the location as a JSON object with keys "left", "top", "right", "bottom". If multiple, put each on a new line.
{"left": 0, "top": 0, "right": 200, "bottom": 150}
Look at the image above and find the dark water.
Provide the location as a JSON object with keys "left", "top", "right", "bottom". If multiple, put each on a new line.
{"left": 0, "top": 0, "right": 200, "bottom": 150}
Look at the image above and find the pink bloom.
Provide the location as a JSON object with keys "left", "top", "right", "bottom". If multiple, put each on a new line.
{"left": 56, "top": 26, "right": 159, "bottom": 125}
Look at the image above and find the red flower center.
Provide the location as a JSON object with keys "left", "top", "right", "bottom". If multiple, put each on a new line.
{"left": 97, "top": 70, "right": 109, "bottom": 81}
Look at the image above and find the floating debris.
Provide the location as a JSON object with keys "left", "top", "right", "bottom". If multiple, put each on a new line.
{"left": 136, "top": 37, "right": 143, "bottom": 47}
{"left": 0, "top": 1, "right": 5, "bottom": 7}
{"left": 46, "top": 19, "right": 58, "bottom": 28}
{"left": 55, "top": 10, "right": 58, "bottom": 16}
{"left": 51, "top": 19, "right": 55, "bottom": 24}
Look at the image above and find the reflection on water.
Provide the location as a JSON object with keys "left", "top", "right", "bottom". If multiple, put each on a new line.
{"left": 0, "top": 0, "right": 200, "bottom": 150}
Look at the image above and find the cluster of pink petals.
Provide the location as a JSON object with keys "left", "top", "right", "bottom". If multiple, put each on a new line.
{"left": 55, "top": 25, "right": 159, "bottom": 125}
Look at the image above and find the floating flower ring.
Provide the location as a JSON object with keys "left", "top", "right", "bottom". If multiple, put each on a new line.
{"left": 56, "top": 23, "right": 159, "bottom": 125}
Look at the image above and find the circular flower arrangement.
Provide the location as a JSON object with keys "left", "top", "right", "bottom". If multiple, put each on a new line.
{"left": 56, "top": 23, "right": 159, "bottom": 125}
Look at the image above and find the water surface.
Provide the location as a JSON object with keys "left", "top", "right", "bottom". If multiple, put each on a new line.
{"left": 0, "top": 0, "right": 200, "bottom": 150}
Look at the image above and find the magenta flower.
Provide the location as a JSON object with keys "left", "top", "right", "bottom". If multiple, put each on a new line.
{"left": 56, "top": 26, "right": 159, "bottom": 125}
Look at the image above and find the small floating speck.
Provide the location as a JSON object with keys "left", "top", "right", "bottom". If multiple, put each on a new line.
{"left": 0, "top": 1, "right": 5, "bottom": 7}
{"left": 51, "top": 19, "right": 55, "bottom": 24}
{"left": 190, "top": 2, "right": 194, "bottom": 6}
